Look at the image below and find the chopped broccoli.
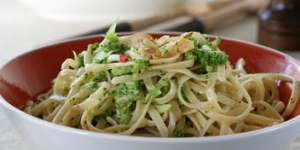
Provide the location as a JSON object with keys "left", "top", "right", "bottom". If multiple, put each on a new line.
{"left": 144, "top": 79, "right": 170, "bottom": 103}
{"left": 147, "top": 79, "right": 169, "bottom": 95}
{"left": 87, "top": 43, "right": 99, "bottom": 54}
{"left": 92, "top": 109, "right": 114, "bottom": 126}
{"left": 174, "top": 126, "right": 185, "bottom": 137}
{"left": 92, "top": 23, "right": 127, "bottom": 64}
{"left": 99, "top": 109, "right": 114, "bottom": 118}
{"left": 84, "top": 81, "right": 98, "bottom": 92}
{"left": 174, "top": 117, "right": 186, "bottom": 137}
{"left": 93, "top": 71, "right": 107, "bottom": 82}
{"left": 155, "top": 104, "right": 172, "bottom": 114}
{"left": 189, "top": 32, "right": 209, "bottom": 48}
{"left": 183, "top": 51, "right": 196, "bottom": 60}
{"left": 195, "top": 50, "right": 228, "bottom": 66}
{"left": 111, "top": 66, "right": 133, "bottom": 76}
{"left": 97, "top": 23, "right": 127, "bottom": 53}
{"left": 111, "top": 59, "right": 150, "bottom": 76}
{"left": 92, "top": 51, "right": 111, "bottom": 64}
{"left": 211, "top": 36, "right": 221, "bottom": 49}
{"left": 184, "top": 36, "right": 228, "bottom": 73}
{"left": 74, "top": 52, "right": 84, "bottom": 69}
{"left": 194, "top": 50, "right": 228, "bottom": 73}
{"left": 132, "top": 59, "right": 150, "bottom": 73}
{"left": 69, "top": 80, "right": 97, "bottom": 105}
{"left": 148, "top": 88, "right": 161, "bottom": 98}
{"left": 112, "top": 81, "right": 141, "bottom": 124}
{"left": 159, "top": 47, "right": 168, "bottom": 55}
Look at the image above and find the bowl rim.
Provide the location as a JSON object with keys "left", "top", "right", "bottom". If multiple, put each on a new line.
{"left": 1, "top": 32, "right": 300, "bottom": 143}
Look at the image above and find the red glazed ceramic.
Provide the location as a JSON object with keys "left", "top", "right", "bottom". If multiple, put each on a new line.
{"left": 0, "top": 33, "right": 300, "bottom": 150}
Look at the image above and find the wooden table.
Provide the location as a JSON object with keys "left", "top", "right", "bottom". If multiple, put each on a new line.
{"left": 0, "top": 1, "right": 300, "bottom": 150}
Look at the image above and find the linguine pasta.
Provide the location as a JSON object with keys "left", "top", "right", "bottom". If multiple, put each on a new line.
{"left": 25, "top": 24, "right": 299, "bottom": 137}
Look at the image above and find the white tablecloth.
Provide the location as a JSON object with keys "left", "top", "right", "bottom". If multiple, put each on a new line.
{"left": 1, "top": 0, "right": 300, "bottom": 150}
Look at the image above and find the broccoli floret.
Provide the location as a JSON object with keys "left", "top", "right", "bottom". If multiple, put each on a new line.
{"left": 183, "top": 51, "right": 196, "bottom": 60}
{"left": 132, "top": 59, "right": 150, "bottom": 73}
{"left": 83, "top": 81, "right": 98, "bottom": 92}
{"left": 195, "top": 50, "right": 228, "bottom": 66}
{"left": 111, "top": 59, "right": 150, "bottom": 76}
{"left": 100, "top": 109, "right": 113, "bottom": 118}
{"left": 93, "top": 51, "right": 110, "bottom": 64}
{"left": 74, "top": 52, "right": 84, "bottom": 69}
{"left": 69, "top": 79, "right": 97, "bottom": 105}
{"left": 174, "top": 117, "right": 186, "bottom": 137}
{"left": 93, "top": 71, "right": 107, "bottom": 82}
{"left": 195, "top": 50, "right": 228, "bottom": 73}
{"left": 112, "top": 81, "right": 141, "bottom": 124}
{"left": 87, "top": 43, "right": 99, "bottom": 54}
{"left": 111, "top": 66, "right": 133, "bottom": 76}
{"left": 174, "top": 126, "right": 185, "bottom": 137}
{"left": 184, "top": 50, "right": 228, "bottom": 73}
{"left": 211, "top": 36, "right": 221, "bottom": 49}
{"left": 92, "top": 109, "right": 114, "bottom": 126}
{"left": 144, "top": 79, "right": 170, "bottom": 103}
{"left": 97, "top": 23, "right": 127, "bottom": 53}
{"left": 155, "top": 104, "right": 172, "bottom": 114}
{"left": 92, "top": 23, "right": 127, "bottom": 64}
{"left": 189, "top": 32, "right": 209, "bottom": 48}
{"left": 184, "top": 35, "right": 228, "bottom": 73}
{"left": 159, "top": 47, "right": 168, "bottom": 56}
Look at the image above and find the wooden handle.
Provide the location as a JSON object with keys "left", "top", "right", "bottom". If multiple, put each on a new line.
{"left": 131, "top": 0, "right": 237, "bottom": 30}
{"left": 184, "top": 0, "right": 238, "bottom": 17}
{"left": 199, "top": 0, "right": 269, "bottom": 32}
{"left": 201, "top": 0, "right": 249, "bottom": 32}
{"left": 131, "top": 8, "right": 186, "bottom": 31}
{"left": 246, "top": 0, "right": 270, "bottom": 14}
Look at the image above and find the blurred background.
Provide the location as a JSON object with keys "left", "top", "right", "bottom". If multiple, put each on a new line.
{"left": 0, "top": 0, "right": 261, "bottom": 67}
{"left": 0, "top": 0, "right": 300, "bottom": 149}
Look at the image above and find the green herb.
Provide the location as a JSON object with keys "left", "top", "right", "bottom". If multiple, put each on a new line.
{"left": 93, "top": 71, "right": 107, "bottom": 82}
{"left": 152, "top": 79, "right": 170, "bottom": 97}
{"left": 144, "top": 79, "right": 170, "bottom": 103}
{"left": 111, "top": 66, "right": 133, "bottom": 76}
{"left": 132, "top": 59, "right": 150, "bottom": 73}
{"left": 111, "top": 59, "right": 150, "bottom": 76}
{"left": 69, "top": 84, "right": 95, "bottom": 105}
{"left": 189, "top": 32, "right": 209, "bottom": 48}
{"left": 205, "top": 65, "right": 215, "bottom": 73}
{"left": 112, "top": 81, "right": 141, "bottom": 124}
{"left": 183, "top": 38, "right": 228, "bottom": 73}
{"left": 155, "top": 104, "right": 172, "bottom": 114}
{"left": 92, "top": 109, "right": 114, "bottom": 126}
{"left": 174, "top": 126, "right": 185, "bottom": 137}
{"left": 83, "top": 81, "right": 98, "bottom": 92}
{"left": 211, "top": 36, "right": 221, "bottom": 49}
{"left": 195, "top": 50, "right": 228, "bottom": 66}
{"left": 92, "top": 51, "right": 111, "bottom": 64}
{"left": 74, "top": 52, "right": 84, "bottom": 69}
{"left": 183, "top": 51, "right": 196, "bottom": 60}
{"left": 174, "top": 117, "right": 186, "bottom": 137}
{"left": 89, "top": 43, "right": 99, "bottom": 51}
{"left": 92, "top": 23, "right": 128, "bottom": 64}
{"left": 159, "top": 47, "right": 168, "bottom": 55}
{"left": 97, "top": 23, "right": 127, "bottom": 53}
{"left": 100, "top": 109, "right": 114, "bottom": 118}
{"left": 150, "top": 88, "right": 162, "bottom": 97}
{"left": 87, "top": 43, "right": 99, "bottom": 55}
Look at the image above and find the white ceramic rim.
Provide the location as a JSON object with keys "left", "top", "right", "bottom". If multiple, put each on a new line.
{"left": 1, "top": 33, "right": 300, "bottom": 143}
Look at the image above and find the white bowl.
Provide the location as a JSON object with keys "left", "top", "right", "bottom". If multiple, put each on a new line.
{"left": 1, "top": 95, "right": 300, "bottom": 150}
{"left": 1, "top": 34, "right": 300, "bottom": 150}
{"left": 17, "top": 0, "right": 183, "bottom": 21}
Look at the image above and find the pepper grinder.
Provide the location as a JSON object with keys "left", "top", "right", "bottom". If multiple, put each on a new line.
{"left": 258, "top": 0, "right": 300, "bottom": 51}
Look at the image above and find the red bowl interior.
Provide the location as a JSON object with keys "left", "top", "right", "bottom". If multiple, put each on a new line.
{"left": 1, "top": 33, "right": 300, "bottom": 119}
